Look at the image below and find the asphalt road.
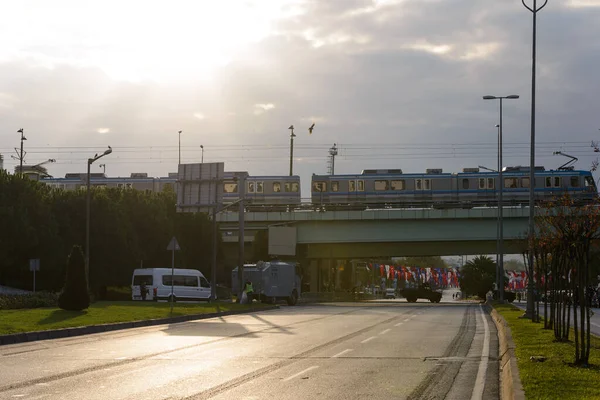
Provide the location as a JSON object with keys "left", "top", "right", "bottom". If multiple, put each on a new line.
{"left": 0, "top": 294, "right": 498, "bottom": 400}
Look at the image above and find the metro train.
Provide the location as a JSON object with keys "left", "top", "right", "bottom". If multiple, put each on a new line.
{"left": 39, "top": 166, "right": 597, "bottom": 211}
{"left": 310, "top": 166, "right": 597, "bottom": 210}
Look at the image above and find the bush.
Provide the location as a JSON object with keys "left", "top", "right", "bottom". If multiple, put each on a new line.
{"left": 0, "top": 292, "right": 58, "bottom": 310}
{"left": 105, "top": 286, "right": 131, "bottom": 301}
{"left": 58, "top": 245, "right": 90, "bottom": 311}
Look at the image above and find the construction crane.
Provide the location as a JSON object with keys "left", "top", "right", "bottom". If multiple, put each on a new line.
{"left": 553, "top": 151, "right": 577, "bottom": 171}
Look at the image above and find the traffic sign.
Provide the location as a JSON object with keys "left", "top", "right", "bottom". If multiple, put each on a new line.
{"left": 29, "top": 259, "right": 40, "bottom": 272}
{"left": 167, "top": 237, "right": 180, "bottom": 251}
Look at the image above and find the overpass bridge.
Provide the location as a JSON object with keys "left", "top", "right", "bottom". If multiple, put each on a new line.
{"left": 217, "top": 206, "right": 532, "bottom": 259}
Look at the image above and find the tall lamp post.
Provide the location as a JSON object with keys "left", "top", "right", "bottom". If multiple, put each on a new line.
{"left": 288, "top": 125, "right": 295, "bottom": 176}
{"left": 16, "top": 129, "right": 27, "bottom": 177}
{"left": 483, "top": 94, "right": 520, "bottom": 302}
{"left": 178, "top": 130, "right": 183, "bottom": 165}
{"left": 86, "top": 146, "right": 113, "bottom": 283}
{"left": 523, "top": 0, "right": 548, "bottom": 320}
{"left": 200, "top": 145, "right": 204, "bottom": 163}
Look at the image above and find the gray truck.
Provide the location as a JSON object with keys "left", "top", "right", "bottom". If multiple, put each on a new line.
{"left": 400, "top": 283, "right": 442, "bottom": 303}
{"left": 232, "top": 261, "right": 302, "bottom": 305}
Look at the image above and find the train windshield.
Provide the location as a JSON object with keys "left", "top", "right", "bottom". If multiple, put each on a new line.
{"left": 584, "top": 176, "right": 597, "bottom": 191}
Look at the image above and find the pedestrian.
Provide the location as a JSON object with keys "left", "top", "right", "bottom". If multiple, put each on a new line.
{"left": 245, "top": 279, "right": 254, "bottom": 304}
{"left": 140, "top": 281, "right": 148, "bottom": 301}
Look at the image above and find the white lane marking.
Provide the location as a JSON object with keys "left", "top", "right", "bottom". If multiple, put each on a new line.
{"left": 471, "top": 304, "right": 490, "bottom": 400}
{"left": 331, "top": 349, "right": 353, "bottom": 358}
{"left": 395, "top": 322, "right": 404, "bottom": 327}
{"left": 361, "top": 336, "right": 376, "bottom": 344}
{"left": 380, "top": 329, "right": 391, "bottom": 335}
{"left": 283, "top": 366, "right": 319, "bottom": 382}
{"left": 115, "top": 357, "right": 128, "bottom": 360}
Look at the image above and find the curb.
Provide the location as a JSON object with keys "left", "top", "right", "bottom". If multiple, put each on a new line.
{"left": 0, "top": 305, "right": 279, "bottom": 346}
{"left": 489, "top": 305, "right": 526, "bottom": 400}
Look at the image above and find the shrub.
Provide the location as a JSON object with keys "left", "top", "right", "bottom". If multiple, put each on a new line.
{"left": 58, "top": 245, "right": 90, "bottom": 311}
{"left": 0, "top": 292, "right": 58, "bottom": 310}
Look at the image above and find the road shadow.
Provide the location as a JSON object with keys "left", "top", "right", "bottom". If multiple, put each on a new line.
{"left": 38, "top": 309, "right": 87, "bottom": 325}
{"left": 161, "top": 320, "right": 259, "bottom": 338}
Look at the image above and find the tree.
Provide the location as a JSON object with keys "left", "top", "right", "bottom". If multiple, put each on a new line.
{"left": 459, "top": 255, "right": 496, "bottom": 299}
{"left": 58, "top": 245, "right": 90, "bottom": 311}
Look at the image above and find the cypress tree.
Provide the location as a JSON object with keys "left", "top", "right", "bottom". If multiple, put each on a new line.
{"left": 58, "top": 245, "right": 90, "bottom": 311}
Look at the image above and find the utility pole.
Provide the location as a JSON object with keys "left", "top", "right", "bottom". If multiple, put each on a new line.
{"left": 327, "top": 144, "right": 338, "bottom": 175}
{"left": 238, "top": 175, "right": 246, "bottom": 302}
{"left": 178, "top": 130, "right": 183, "bottom": 165}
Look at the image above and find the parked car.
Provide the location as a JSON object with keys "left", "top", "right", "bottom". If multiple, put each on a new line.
{"left": 131, "top": 268, "right": 212, "bottom": 302}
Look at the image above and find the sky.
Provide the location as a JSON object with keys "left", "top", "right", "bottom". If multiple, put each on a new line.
{"left": 1, "top": 0, "right": 600, "bottom": 197}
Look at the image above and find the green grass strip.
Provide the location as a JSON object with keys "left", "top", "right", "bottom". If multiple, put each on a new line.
{"left": 0, "top": 301, "right": 273, "bottom": 335}
{"left": 494, "top": 304, "right": 600, "bottom": 400}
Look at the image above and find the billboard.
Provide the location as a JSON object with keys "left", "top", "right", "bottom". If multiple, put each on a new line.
{"left": 176, "top": 162, "right": 224, "bottom": 213}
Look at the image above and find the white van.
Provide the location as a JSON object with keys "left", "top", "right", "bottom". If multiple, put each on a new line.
{"left": 131, "top": 268, "right": 212, "bottom": 302}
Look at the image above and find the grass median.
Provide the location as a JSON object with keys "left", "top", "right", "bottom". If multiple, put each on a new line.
{"left": 494, "top": 303, "right": 600, "bottom": 400}
{"left": 0, "top": 301, "right": 274, "bottom": 335}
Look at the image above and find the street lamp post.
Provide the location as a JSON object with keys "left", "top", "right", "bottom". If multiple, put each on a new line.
{"left": 99, "top": 164, "right": 106, "bottom": 174}
{"left": 200, "top": 145, "right": 204, "bottom": 163}
{"left": 86, "top": 146, "right": 113, "bottom": 284}
{"left": 17, "top": 129, "right": 27, "bottom": 177}
{"left": 178, "top": 130, "right": 183, "bottom": 165}
{"left": 522, "top": 0, "right": 548, "bottom": 320}
{"left": 483, "top": 95, "right": 520, "bottom": 302}
{"left": 288, "top": 125, "right": 295, "bottom": 176}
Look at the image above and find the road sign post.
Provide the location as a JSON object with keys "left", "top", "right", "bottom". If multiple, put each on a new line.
{"left": 167, "top": 237, "right": 180, "bottom": 315}
{"left": 29, "top": 259, "right": 40, "bottom": 293}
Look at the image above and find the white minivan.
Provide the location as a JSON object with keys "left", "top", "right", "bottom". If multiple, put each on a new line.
{"left": 131, "top": 268, "right": 212, "bottom": 302}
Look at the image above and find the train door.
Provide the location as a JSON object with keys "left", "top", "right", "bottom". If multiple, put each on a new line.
{"left": 477, "top": 177, "right": 495, "bottom": 205}
{"left": 314, "top": 180, "right": 329, "bottom": 204}
{"left": 348, "top": 179, "right": 366, "bottom": 206}
{"left": 415, "top": 178, "right": 432, "bottom": 206}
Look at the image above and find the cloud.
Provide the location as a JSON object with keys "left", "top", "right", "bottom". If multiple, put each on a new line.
{"left": 253, "top": 103, "right": 276, "bottom": 115}
{"left": 0, "top": 0, "right": 598, "bottom": 188}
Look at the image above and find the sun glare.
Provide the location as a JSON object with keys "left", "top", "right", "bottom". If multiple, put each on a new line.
{"left": 2, "top": 0, "right": 305, "bottom": 83}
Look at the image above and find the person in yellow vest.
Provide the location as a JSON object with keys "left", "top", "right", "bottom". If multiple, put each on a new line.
{"left": 244, "top": 279, "right": 254, "bottom": 303}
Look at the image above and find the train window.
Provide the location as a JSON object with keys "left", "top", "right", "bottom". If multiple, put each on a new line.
{"left": 313, "top": 181, "right": 327, "bottom": 192}
{"left": 391, "top": 180, "right": 405, "bottom": 190}
{"left": 256, "top": 182, "right": 264, "bottom": 193}
{"left": 553, "top": 177, "right": 561, "bottom": 187}
{"left": 374, "top": 180, "right": 389, "bottom": 191}
{"left": 285, "top": 182, "right": 300, "bottom": 192}
{"left": 224, "top": 182, "right": 238, "bottom": 193}
{"left": 424, "top": 179, "right": 431, "bottom": 190}
{"left": 349, "top": 181, "right": 356, "bottom": 192}
{"left": 571, "top": 176, "right": 579, "bottom": 187}
{"left": 331, "top": 181, "right": 339, "bottom": 192}
{"left": 521, "top": 177, "right": 530, "bottom": 188}
{"left": 487, "top": 178, "right": 495, "bottom": 189}
{"left": 504, "top": 178, "right": 518, "bottom": 188}
{"left": 273, "top": 182, "right": 281, "bottom": 192}
{"left": 357, "top": 180, "right": 365, "bottom": 191}
{"left": 415, "top": 179, "right": 422, "bottom": 190}
{"left": 247, "top": 182, "right": 255, "bottom": 193}
{"left": 478, "top": 178, "right": 486, "bottom": 190}
{"left": 545, "top": 177, "right": 552, "bottom": 188}
{"left": 462, "top": 179, "right": 469, "bottom": 190}
{"left": 585, "top": 176, "right": 594, "bottom": 187}
{"left": 117, "top": 183, "right": 124, "bottom": 188}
